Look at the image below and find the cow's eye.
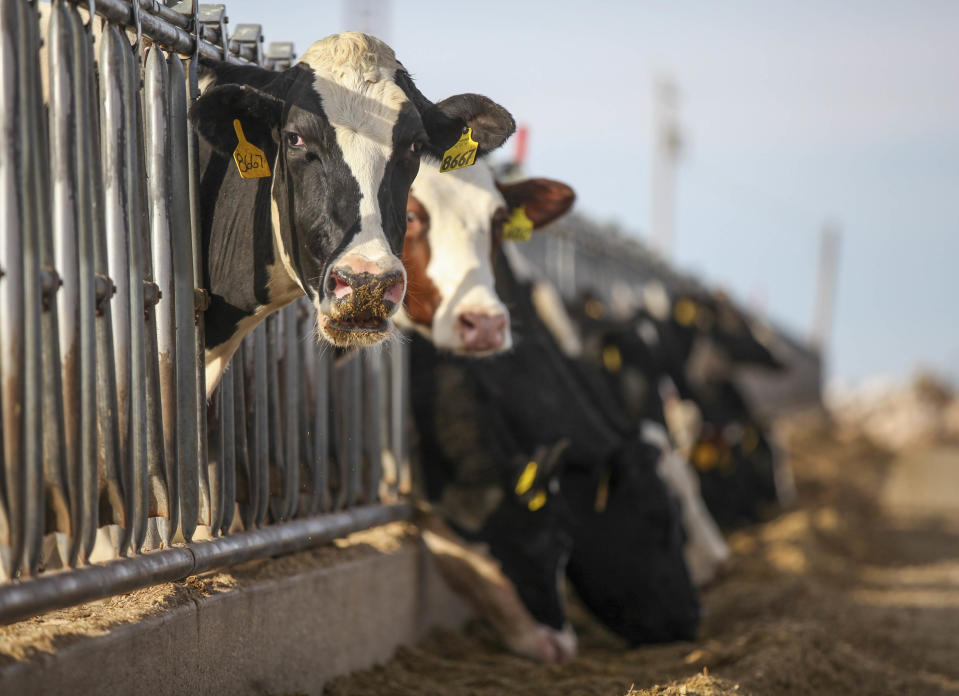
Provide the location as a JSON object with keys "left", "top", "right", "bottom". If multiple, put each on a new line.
{"left": 409, "top": 140, "right": 424, "bottom": 154}
{"left": 286, "top": 132, "right": 305, "bottom": 148}
{"left": 406, "top": 211, "right": 417, "bottom": 223}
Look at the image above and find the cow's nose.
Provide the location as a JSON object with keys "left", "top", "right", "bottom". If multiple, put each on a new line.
{"left": 457, "top": 312, "right": 508, "bottom": 352}
{"left": 327, "top": 267, "right": 406, "bottom": 316}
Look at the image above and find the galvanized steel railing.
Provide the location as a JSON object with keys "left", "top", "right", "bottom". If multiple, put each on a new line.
{"left": 0, "top": 0, "right": 410, "bottom": 624}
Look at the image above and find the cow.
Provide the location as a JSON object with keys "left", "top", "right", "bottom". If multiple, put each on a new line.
{"left": 400, "top": 163, "right": 579, "bottom": 661}
{"left": 400, "top": 168, "right": 700, "bottom": 650}
{"left": 188, "top": 32, "right": 516, "bottom": 394}
{"left": 575, "top": 286, "right": 790, "bottom": 528}
{"left": 400, "top": 163, "right": 575, "bottom": 354}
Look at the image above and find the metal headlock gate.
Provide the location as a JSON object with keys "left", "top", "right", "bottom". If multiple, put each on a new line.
{"left": 0, "top": 0, "right": 410, "bottom": 625}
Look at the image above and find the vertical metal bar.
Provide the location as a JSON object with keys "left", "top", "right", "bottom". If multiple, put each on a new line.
{"left": 122, "top": 35, "right": 150, "bottom": 554}
{"left": 217, "top": 373, "right": 235, "bottom": 534}
{"left": 301, "top": 306, "right": 329, "bottom": 515}
{"left": 252, "top": 331, "right": 269, "bottom": 527}
{"left": 390, "top": 340, "right": 410, "bottom": 497}
{"left": 142, "top": 45, "right": 174, "bottom": 533}
{"left": 362, "top": 350, "right": 383, "bottom": 505}
{"left": 94, "top": 23, "right": 126, "bottom": 560}
{"left": 184, "top": 45, "right": 207, "bottom": 541}
{"left": 233, "top": 341, "right": 252, "bottom": 530}
{"left": 281, "top": 305, "right": 299, "bottom": 519}
{"left": 265, "top": 315, "right": 285, "bottom": 521}
{"left": 0, "top": 0, "right": 24, "bottom": 580}
{"left": 45, "top": 0, "right": 76, "bottom": 562}
{"left": 168, "top": 52, "right": 201, "bottom": 540}
{"left": 19, "top": 0, "right": 49, "bottom": 577}
{"left": 68, "top": 1, "right": 100, "bottom": 569}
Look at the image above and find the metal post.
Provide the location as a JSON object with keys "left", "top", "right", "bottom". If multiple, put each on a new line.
{"left": 143, "top": 45, "right": 175, "bottom": 531}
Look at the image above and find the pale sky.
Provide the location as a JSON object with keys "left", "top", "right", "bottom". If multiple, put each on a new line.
{"left": 224, "top": 0, "right": 959, "bottom": 384}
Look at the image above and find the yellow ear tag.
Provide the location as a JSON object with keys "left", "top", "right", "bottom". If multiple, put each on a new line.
{"left": 673, "top": 298, "right": 698, "bottom": 327}
{"left": 602, "top": 344, "right": 622, "bottom": 373}
{"left": 232, "top": 119, "right": 271, "bottom": 179}
{"left": 440, "top": 127, "right": 479, "bottom": 172}
{"left": 527, "top": 491, "right": 548, "bottom": 512}
{"left": 515, "top": 461, "right": 538, "bottom": 496}
{"left": 693, "top": 442, "right": 719, "bottom": 472}
{"left": 502, "top": 206, "right": 535, "bottom": 242}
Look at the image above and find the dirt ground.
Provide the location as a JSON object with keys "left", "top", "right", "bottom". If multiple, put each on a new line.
{"left": 324, "top": 411, "right": 959, "bottom": 696}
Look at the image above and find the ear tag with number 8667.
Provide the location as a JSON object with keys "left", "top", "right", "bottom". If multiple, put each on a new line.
{"left": 233, "top": 119, "right": 271, "bottom": 179}
{"left": 440, "top": 127, "right": 478, "bottom": 173}
{"left": 502, "top": 206, "right": 534, "bottom": 242}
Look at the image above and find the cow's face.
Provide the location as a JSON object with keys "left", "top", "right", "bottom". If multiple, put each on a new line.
{"left": 669, "top": 292, "right": 782, "bottom": 375}
{"left": 401, "top": 165, "right": 574, "bottom": 354}
{"left": 565, "top": 438, "right": 701, "bottom": 644}
{"left": 190, "top": 33, "right": 515, "bottom": 348}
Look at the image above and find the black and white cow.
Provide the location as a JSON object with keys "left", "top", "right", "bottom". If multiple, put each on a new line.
{"left": 401, "top": 171, "right": 700, "bottom": 649}
{"left": 189, "top": 33, "right": 515, "bottom": 394}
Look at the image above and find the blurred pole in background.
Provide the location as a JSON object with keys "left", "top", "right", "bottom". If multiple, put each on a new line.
{"left": 343, "top": 0, "right": 391, "bottom": 41}
{"left": 809, "top": 222, "right": 841, "bottom": 352}
{"left": 651, "top": 77, "right": 682, "bottom": 259}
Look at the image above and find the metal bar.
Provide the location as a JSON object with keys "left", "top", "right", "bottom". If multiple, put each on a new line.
{"left": 20, "top": 0, "right": 49, "bottom": 577}
{"left": 68, "top": 0, "right": 101, "bottom": 569}
{"left": 184, "top": 43, "right": 208, "bottom": 539}
{"left": 75, "top": 0, "right": 238, "bottom": 64}
{"left": 0, "top": 503, "right": 410, "bottom": 626}
{"left": 233, "top": 342, "right": 252, "bottom": 529}
{"left": 390, "top": 341, "right": 410, "bottom": 497}
{"left": 166, "top": 51, "right": 202, "bottom": 539}
{"left": 216, "top": 370, "right": 235, "bottom": 534}
{"left": 346, "top": 355, "right": 362, "bottom": 507}
{"left": 143, "top": 44, "right": 174, "bottom": 528}
{"left": 123, "top": 34, "right": 150, "bottom": 554}
{"left": 252, "top": 330, "right": 269, "bottom": 526}
{"left": 45, "top": 0, "right": 76, "bottom": 560}
{"left": 363, "top": 350, "right": 384, "bottom": 505}
{"left": 281, "top": 305, "right": 299, "bottom": 520}
{"left": 0, "top": 0, "right": 25, "bottom": 580}
{"left": 265, "top": 315, "right": 285, "bottom": 521}
{"left": 101, "top": 23, "right": 132, "bottom": 548}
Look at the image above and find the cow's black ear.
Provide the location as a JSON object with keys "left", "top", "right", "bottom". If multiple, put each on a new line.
{"left": 189, "top": 84, "right": 284, "bottom": 156}
{"left": 422, "top": 93, "right": 515, "bottom": 158}
{"left": 496, "top": 178, "right": 576, "bottom": 229}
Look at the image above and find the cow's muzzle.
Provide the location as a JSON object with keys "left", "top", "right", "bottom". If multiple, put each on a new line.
{"left": 318, "top": 267, "right": 405, "bottom": 346}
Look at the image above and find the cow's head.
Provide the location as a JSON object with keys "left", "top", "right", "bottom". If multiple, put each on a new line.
{"left": 399, "top": 163, "right": 574, "bottom": 354}
{"left": 565, "top": 437, "right": 701, "bottom": 644}
{"left": 190, "top": 33, "right": 515, "bottom": 348}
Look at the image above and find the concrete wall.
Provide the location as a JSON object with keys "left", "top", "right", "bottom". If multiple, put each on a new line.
{"left": 0, "top": 537, "right": 469, "bottom": 696}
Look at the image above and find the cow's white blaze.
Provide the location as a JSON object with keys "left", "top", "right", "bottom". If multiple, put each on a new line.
{"left": 297, "top": 33, "right": 408, "bottom": 322}
{"left": 407, "top": 162, "right": 510, "bottom": 352}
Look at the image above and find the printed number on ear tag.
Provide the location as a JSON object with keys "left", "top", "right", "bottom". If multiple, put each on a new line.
{"left": 502, "top": 206, "right": 534, "bottom": 242}
{"left": 233, "top": 119, "right": 271, "bottom": 179}
{"left": 440, "top": 128, "right": 478, "bottom": 173}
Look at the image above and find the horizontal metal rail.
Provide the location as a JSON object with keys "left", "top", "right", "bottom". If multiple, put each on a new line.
{"left": 75, "top": 0, "right": 243, "bottom": 63}
{"left": 0, "top": 502, "right": 411, "bottom": 626}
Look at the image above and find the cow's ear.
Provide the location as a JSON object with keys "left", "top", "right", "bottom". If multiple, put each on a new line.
{"left": 421, "top": 93, "right": 515, "bottom": 158}
{"left": 496, "top": 178, "right": 576, "bottom": 229}
{"left": 189, "top": 84, "right": 284, "bottom": 156}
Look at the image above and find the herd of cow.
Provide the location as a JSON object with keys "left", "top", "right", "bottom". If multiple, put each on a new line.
{"left": 192, "top": 32, "right": 792, "bottom": 663}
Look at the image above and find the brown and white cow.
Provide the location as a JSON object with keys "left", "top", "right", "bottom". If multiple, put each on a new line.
{"left": 398, "top": 162, "right": 575, "bottom": 353}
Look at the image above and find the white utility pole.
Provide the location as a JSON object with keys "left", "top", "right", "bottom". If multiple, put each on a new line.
{"left": 809, "top": 222, "right": 841, "bottom": 350}
{"left": 650, "top": 77, "right": 682, "bottom": 259}
{"left": 342, "top": 0, "right": 391, "bottom": 40}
